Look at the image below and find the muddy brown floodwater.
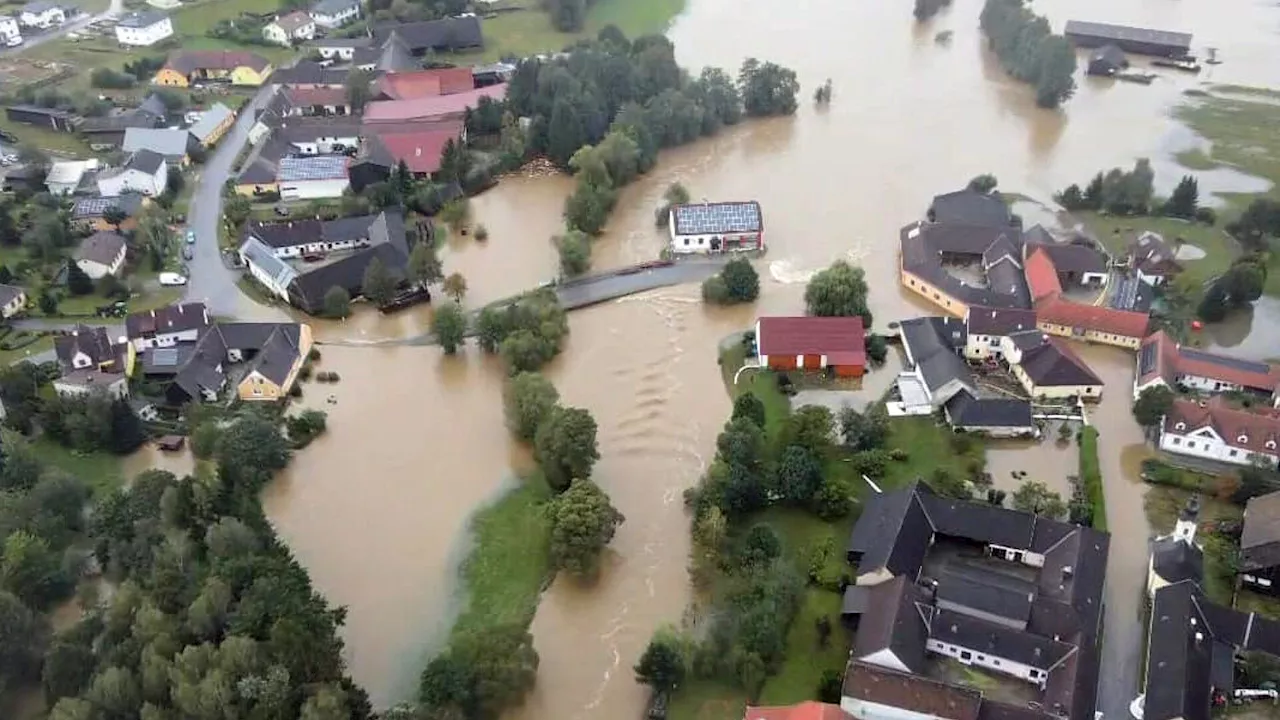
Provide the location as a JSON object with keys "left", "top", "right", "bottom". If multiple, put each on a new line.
{"left": 255, "top": 0, "right": 1280, "bottom": 714}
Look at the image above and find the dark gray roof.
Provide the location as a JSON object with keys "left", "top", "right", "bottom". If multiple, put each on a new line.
{"left": 1018, "top": 338, "right": 1103, "bottom": 388}
{"left": 126, "top": 302, "right": 209, "bottom": 339}
{"left": 842, "top": 585, "right": 872, "bottom": 615}
{"left": 1089, "top": 44, "right": 1127, "bottom": 71}
{"left": 1152, "top": 537, "right": 1204, "bottom": 587}
{"left": 1063, "top": 20, "right": 1192, "bottom": 51}
{"left": 127, "top": 149, "right": 165, "bottom": 175}
{"left": 1036, "top": 242, "right": 1108, "bottom": 275}
{"left": 54, "top": 325, "right": 117, "bottom": 369}
{"left": 286, "top": 210, "right": 409, "bottom": 310}
{"left": 929, "top": 189, "right": 1013, "bottom": 228}
{"left": 1143, "top": 582, "right": 1216, "bottom": 720}
{"left": 898, "top": 316, "right": 974, "bottom": 397}
{"left": 356, "top": 34, "right": 417, "bottom": 72}
{"left": 242, "top": 325, "right": 304, "bottom": 385}
{"left": 927, "top": 608, "right": 1076, "bottom": 670}
{"left": 853, "top": 576, "right": 929, "bottom": 673}
{"left": 138, "top": 93, "right": 167, "bottom": 120}
{"left": 75, "top": 231, "right": 127, "bottom": 266}
{"left": 944, "top": 390, "right": 1035, "bottom": 430}
{"left": 122, "top": 127, "right": 190, "bottom": 159}
{"left": 900, "top": 222, "right": 1030, "bottom": 310}
{"left": 934, "top": 569, "right": 1035, "bottom": 623}
{"left": 0, "top": 284, "right": 24, "bottom": 308}
{"left": 373, "top": 16, "right": 483, "bottom": 52}
{"left": 268, "top": 61, "right": 351, "bottom": 86}
{"left": 188, "top": 103, "right": 234, "bottom": 142}
{"left": 1241, "top": 491, "right": 1280, "bottom": 571}
{"left": 966, "top": 306, "right": 1038, "bottom": 337}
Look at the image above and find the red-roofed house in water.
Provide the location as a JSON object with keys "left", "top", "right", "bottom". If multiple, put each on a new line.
{"left": 743, "top": 701, "right": 850, "bottom": 720}
{"left": 1159, "top": 397, "right": 1280, "bottom": 469}
{"left": 755, "top": 316, "right": 867, "bottom": 377}
{"left": 348, "top": 119, "right": 464, "bottom": 189}
{"left": 374, "top": 67, "right": 476, "bottom": 100}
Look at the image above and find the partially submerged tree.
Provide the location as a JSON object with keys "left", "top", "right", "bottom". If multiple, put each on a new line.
{"left": 548, "top": 479, "right": 625, "bottom": 577}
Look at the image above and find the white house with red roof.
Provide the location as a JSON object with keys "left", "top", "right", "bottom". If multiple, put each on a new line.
{"left": 1135, "top": 330, "right": 1280, "bottom": 403}
{"left": 1159, "top": 397, "right": 1280, "bottom": 468}
{"left": 755, "top": 316, "right": 866, "bottom": 377}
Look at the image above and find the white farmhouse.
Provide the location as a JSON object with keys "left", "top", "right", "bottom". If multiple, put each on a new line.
{"left": 0, "top": 16, "right": 22, "bottom": 45}
{"left": 276, "top": 155, "right": 349, "bottom": 200}
{"left": 74, "top": 231, "right": 128, "bottom": 279}
{"left": 19, "top": 1, "right": 66, "bottom": 28}
{"left": 126, "top": 303, "right": 210, "bottom": 352}
{"left": 52, "top": 325, "right": 130, "bottom": 400}
{"left": 114, "top": 11, "right": 173, "bottom": 46}
{"left": 1134, "top": 330, "right": 1280, "bottom": 404}
{"left": 1160, "top": 397, "right": 1280, "bottom": 469}
{"left": 238, "top": 237, "right": 297, "bottom": 301}
{"left": 0, "top": 284, "right": 27, "bottom": 319}
{"left": 263, "top": 10, "right": 315, "bottom": 46}
{"left": 963, "top": 305, "right": 1037, "bottom": 361}
{"left": 45, "top": 158, "right": 100, "bottom": 196}
{"left": 97, "top": 150, "right": 168, "bottom": 197}
{"left": 667, "top": 200, "right": 764, "bottom": 255}
{"left": 310, "top": 0, "right": 360, "bottom": 28}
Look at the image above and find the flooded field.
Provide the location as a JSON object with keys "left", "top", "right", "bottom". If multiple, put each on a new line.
{"left": 254, "top": 0, "right": 1280, "bottom": 713}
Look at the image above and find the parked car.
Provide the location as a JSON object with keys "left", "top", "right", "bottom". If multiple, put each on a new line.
{"left": 6, "top": 36, "right": 22, "bottom": 48}
{"left": 185, "top": 230, "right": 196, "bottom": 244}
{"left": 274, "top": 206, "right": 290, "bottom": 217}
{"left": 182, "top": 247, "right": 193, "bottom": 261}
{"left": 158, "top": 272, "right": 187, "bottom": 286}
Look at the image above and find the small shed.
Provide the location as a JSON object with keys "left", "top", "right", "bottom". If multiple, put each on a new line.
{"left": 1087, "top": 44, "right": 1128, "bottom": 76}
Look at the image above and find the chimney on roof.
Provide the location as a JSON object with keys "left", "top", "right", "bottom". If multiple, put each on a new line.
{"left": 1175, "top": 496, "right": 1201, "bottom": 545}
{"left": 1061, "top": 566, "right": 1074, "bottom": 580}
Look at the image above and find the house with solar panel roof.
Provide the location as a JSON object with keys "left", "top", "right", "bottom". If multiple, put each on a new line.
{"left": 667, "top": 200, "right": 764, "bottom": 255}
{"left": 1135, "top": 331, "right": 1280, "bottom": 405}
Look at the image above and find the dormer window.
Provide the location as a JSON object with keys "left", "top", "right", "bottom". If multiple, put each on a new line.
{"left": 1268, "top": 440, "right": 1277, "bottom": 450}
{"left": 1239, "top": 435, "right": 1250, "bottom": 444}
{"left": 1175, "top": 422, "right": 1186, "bottom": 431}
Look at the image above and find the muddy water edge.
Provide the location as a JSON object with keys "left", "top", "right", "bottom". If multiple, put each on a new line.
{"left": 257, "top": 0, "right": 1280, "bottom": 714}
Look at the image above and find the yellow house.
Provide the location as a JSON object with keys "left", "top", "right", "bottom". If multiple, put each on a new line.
{"left": 1000, "top": 331, "right": 1105, "bottom": 401}
{"left": 236, "top": 323, "right": 313, "bottom": 401}
{"left": 1035, "top": 297, "right": 1147, "bottom": 350}
{"left": 154, "top": 50, "right": 274, "bottom": 88}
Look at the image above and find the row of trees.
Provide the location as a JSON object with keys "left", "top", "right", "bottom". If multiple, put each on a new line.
{"left": 1055, "top": 160, "right": 1156, "bottom": 216}
{"left": 1227, "top": 198, "right": 1280, "bottom": 253}
{"left": 979, "top": 0, "right": 1077, "bottom": 109}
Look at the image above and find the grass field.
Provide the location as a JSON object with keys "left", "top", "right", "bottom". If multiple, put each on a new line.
{"left": 0, "top": 334, "right": 54, "bottom": 366}
{"left": 28, "top": 436, "right": 125, "bottom": 494}
{"left": 1073, "top": 210, "right": 1236, "bottom": 288}
{"left": 467, "top": 0, "right": 687, "bottom": 62}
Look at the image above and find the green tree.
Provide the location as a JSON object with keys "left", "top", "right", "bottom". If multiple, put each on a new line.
{"left": 738, "top": 58, "right": 800, "bottom": 116}
{"left": 777, "top": 405, "right": 835, "bottom": 457}
{"left": 556, "top": 230, "right": 591, "bottom": 276}
{"left": 634, "top": 629, "right": 686, "bottom": 691}
{"left": 0, "top": 589, "right": 40, "bottom": 693}
{"left": 49, "top": 699, "right": 95, "bottom": 720}
{"left": 719, "top": 258, "right": 759, "bottom": 303}
{"left": 547, "top": 97, "right": 589, "bottom": 168}
{"left": 437, "top": 198, "right": 471, "bottom": 235}
{"left": 503, "top": 372, "right": 560, "bottom": 442}
{"left": 361, "top": 256, "right": 398, "bottom": 306}
{"left": 967, "top": 174, "right": 998, "bottom": 194}
{"left": 1132, "top": 385, "right": 1175, "bottom": 428}
{"left": 421, "top": 624, "right": 538, "bottom": 719}
{"left": 866, "top": 334, "right": 888, "bottom": 365}
{"left": 535, "top": 406, "right": 601, "bottom": 492}
{"left": 431, "top": 302, "right": 467, "bottom": 354}
{"left": 408, "top": 241, "right": 444, "bottom": 287}
{"left": 437, "top": 140, "right": 472, "bottom": 188}
{"left": 731, "top": 392, "right": 766, "bottom": 428}
{"left": 548, "top": 479, "right": 625, "bottom": 577}
{"left": 839, "top": 405, "right": 889, "bottom": 452}
{"left": 322, "top": 286, "right": 351, "bottom": 319}
{"left": 564, "top": 179, "right": 614, "bottom": 235}
{"left": 214, "top": 413, "right": 291, "bottom": 490}
{"left": 1164, "top": 175, "right": 1200, "bottom": 219}
{"left": 224, "top": 193, "right": 252, "bottom": 230}
{"left": 344, "top": 68, "right": 375, "bottom": 112}
{"left": 655, "top": 182, "right": 691, "bottom": 228}
{"left": 1011, "top": 480, "right": 1068, "bottom": 519}
{"left": 65, "top": 261, "right": 93, "bottom": 296}
{"left": 475, "top": 306, "right": 508, "bottom": 353}
{"left": 775, "top": 445, "right": 823, "bottom": 505}
{"left": 442, "top": 272, "right": 467, "bottom": 303}
{"left": 301, "top": 684, "right": 349, "bottom": 720}
{"left": 87, "top": 666, "right": 141, "bottom": 720}
{"left": 1033, "top": 36, "right": 1077, "bottom": 108}
{"left": 43, "top": 638, "right": 96, "bottom": 703}
{"left": 804, "top": 260, "right": 873, "bottom": 324}
{"left": 1, "top": 530, "right": 68, "bottom": 609}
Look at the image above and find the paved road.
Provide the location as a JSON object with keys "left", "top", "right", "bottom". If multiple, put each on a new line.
{"left": 1, "top": 0, "right": 125, "bottom": 56}
{"left": 183, "top": 85, "right": 287, "bottom": 321}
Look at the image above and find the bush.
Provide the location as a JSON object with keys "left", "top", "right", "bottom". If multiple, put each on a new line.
{"left": 90, "top": 68, "right": 136, "bottom": 89}
{"left": 308, "top": 348, "right": 321, "bottom": 361}
{"left": 298, "top": 365, "right": 313, "bottom": 381}
{"left": 1078, "top": 427, "right": 1106, "bottom": 530}
{"left": 1195, "top": 207, "right": 1217, "bottom": 225}
{"left": 1139, "top": 458, "right": 1212, "bottom": 491}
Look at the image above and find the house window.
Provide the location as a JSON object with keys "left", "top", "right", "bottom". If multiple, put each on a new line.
{"left": 1029, "top": 670, "right": 1040, "bottom": 679}
{"left": 1171, "top": 438, "right": 1180, "bottom": 445}
{"left": 1230, "top": 449, "right": 1239, "bottom": 457}
{"left": 1188, "top": 442, "right": 1196, "bottom": 450}
{"left": 960, "top": 651, "right": 972, "bottom": 661}
{"left": 252, "top": 387, "right": 262, "bottom": 396}
{"left": 993, "top": 660, "right": 1001, "bottom": 666}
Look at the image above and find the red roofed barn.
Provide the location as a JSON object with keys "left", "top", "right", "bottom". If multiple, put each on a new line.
{"left": 756, "top": 316, "right": 867, "bottom": 377}
{"left": 743, "top": 701, "right": 849, "bottom": 720}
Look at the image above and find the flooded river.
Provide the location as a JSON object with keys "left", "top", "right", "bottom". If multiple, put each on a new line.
{"left": 257, "top": 0, "right": 1280, "bottom": 713}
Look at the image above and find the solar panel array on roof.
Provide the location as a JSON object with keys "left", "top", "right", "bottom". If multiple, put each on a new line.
{"left": 277, "top": 156, "right": 348, "bottom": 182}
{"left": 1137, "top": 340, "right": 1159, "bottom": 378}
{"left": 672, "top": 202, "right": 762, "bottom": 236}
{"left": 1180, "top": 348, "right": 1271, "bottom": 376}
{"left": 151, "top": 348, "right": 180, "bottom": 366}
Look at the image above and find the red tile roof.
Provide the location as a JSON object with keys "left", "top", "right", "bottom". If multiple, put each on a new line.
{"left": 369, "top": 127, "right": 461, "bottom": 174}
{"left": 1024, "top": 246, "right": 1063, "bottom": 300}
{"left": 1140, "top": 331, "right": 1280, "bottom": 391}
{"left": 376, "top": 67, "right": 476, "bottom": 100}
{"left": 363, "top": 83, "right": 507, "bottom": 123}
{"left": 1035, "top": 295, "right": 1149, "bottom": 339}
{"left": 1164, "top": 397, "right": 1280, "bottom": 456}
{"left": 744, "top": 702, "right": 850, "bottom": 720}
{"left": 757, "top": 316, "right": 866, "bottom": 366}
{"left": 284, "top": 86, "right": 348, "bottom": 107}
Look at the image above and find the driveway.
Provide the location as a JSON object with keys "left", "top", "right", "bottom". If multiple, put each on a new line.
{"left": 1, "top": 0, "right": 125, "bottom": 56}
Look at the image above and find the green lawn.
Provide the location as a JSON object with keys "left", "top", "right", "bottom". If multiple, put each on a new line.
{"left": 448, "top": 475, "right": 553, "bottom": 640}
{"left": 468, "top": 0, "right": 687, "bottom": 62}
{"left": 1073, "top": 210, "right": 1236, "bottom": 287}
{"left": 28, "top": 436, "right": 125, "bottom": 495}
{"left": 758, "top": 589, "right": 845, "bottom": 705}
{"left": 0, "top": 334, "right": 53, "bottom": 367}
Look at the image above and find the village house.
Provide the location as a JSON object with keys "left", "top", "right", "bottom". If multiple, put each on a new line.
{"left": 1086, "top": 44, "right": 1128, "bottom": 76}
{"left": 666, "top": 201, "right": 765, "bottom": 255}
{"left": 1158, "top": 397, "right": 1280, "bottom": 469}
{"left": 754, "top": 316, "right": 867, "bottom": 377}
{"left": 126, "top": 302, "right": 209, "bottom": 352}
{"left": 187, "top": 103, "right": 235, "bottom": 147}
{"left": 136, "top": 319, "right": 313, "bottom": 404}
{"left": 743, "top": 702, "right": 847, "bottom": 720}
{"left": 52, "top": 325, "right": 132, "bottom": 399}
{"left": 899, "top": 221, "right": 1030, "bottom": 316}
{"left": 893, "top": 316, "right": 975, "bottom": 415}
{"left": 927, "top": 188, "right": 1015, "bottom": 227}
{"left": 115, "top": 11, "right": 173, "bottom": 46}
{"left": 281, "top": 87, "right": 352, "bottom": 116}
{"left": 45, "top": 159, "right": 100, "bottom": 195}
{"left": 1125, "top": 231, "right": 1182, "bottom": 286}
{"left": 276, "top": 117, "right": 361, "bottom": 155}
{"left": 263, "top": 11, "right": 315, "bottom": 46}
{"left": 370, "top": 15, "right": 484, "bottom": 55}
{"left": 1028, "top": 241, "right": 1108, "bottom": 288}
{"left": 942, "top": 390, "right": 1037, "bottom": 438}
{"left": 153, "top": 50, "right": 274, "bottom": 87}
{"left": 363, "top": 83, "right": 508, "bottom": 124}
{"left": 0, "top": 284, "right": 28, "bottom": 319}
{"left": 0, "top": 16, "right": 23, "bottom": 45}
{"left": 79, "top": 94, "right": 167, "bottom": 148}
{"left": 122, "top": 127, "right": 192, "bottom": 164}
{"left": 74, "top": 231, "right": 128, "bottom": 279}
{"left": 266, "top": 60, "right": 351, "bottom": 87}
{"left": 310, "top": 0, "right": 361, "bottom": 28}
{"left": 239, "top": 237, "right": 298, "bottom": 302}
{"left": 19, "top": 1, "right": 67, "bottom": 28}
{"left": 373, "top": 67, "right": 476, "bottom": 100}
{"left": 1135, "top": 330, "right": 1280, "bottom": 403}
{"left": 348, "top": 121, "right": 464, "bottom": 190}
{"left": 1240, "top": 491, "right": 1280, "bottom": 594}
{"left": 308, "top": 36, "right": 371, "bottom": 61}
{"left": 5, "top": 105, "right": 76, "bottom": 132}
{"left": 96, "top": 150, "right": 168, "bottom": 197}
{"left": 72, "top": 194, "right": 147, "bottom": 233}
{"left": 1034, "top": 294, "right": 1148, "bottom": 349}
{"left": 840, "top": 482, "right": 1108, "bottom": 720}
{"left": 1147, "top": 499, "right": 1204, "bottom": 598}
{"left": 276, "top": 155, "right": 349, "bottom": 200}
{"left": 963, "top": 306, "right": 1037, "bottom": 360}
{"left": 1000, "top": 330, "right": 1105, "bottom": 400}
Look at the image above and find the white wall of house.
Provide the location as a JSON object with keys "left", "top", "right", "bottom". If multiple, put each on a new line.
{"left": 1136, "top": 269, "right": 1167, "bottom": 286}
{"left": 1081, "top": 271, "right": 1107, "bottom": 285}
{"left": 115, "top": 17, "right": 173, "bottom": 46}
{"left": 667, "top": 224, "right": 763, "bottom": 254}
{"left": 244, "top": 258, "right": 293, "bottom": 301}
{"left": 279, "top": 177, "right": 349, "bottom": 200}
{"left": 133, "top": 327, "right": 201, "bottom": 352}
{"left": 21, "top": 7, "right": 65, "bottom": 28}
{"left": 965, "top": 333, "right": 1006, "bottom": 360}
{"left": 1010, "top": 363, "right": 1102, "bottom": 400}
{"left": 0, "top": 16, "right": 22, "bottom": 41}
{"left": 925, "top": 639, "right": 1048, "bottom": 688}
{"left": 859, "top": 648, "right": 913, "bottom": 675}
{"left": 311, "top": 3, "right": 359, "bottom": 28}
{"left": 842, "top": 697, "right": 945, "bottom": 720}
{"left": 315, "top": 45, "right": 356, "bottom": 59}
{"left": 1178, "top": 374, "right": 1248, "bottom": 395}
{"left": 54, "top": 375, "right": 128, "bottom": 399}
{"left": 98, "top": 163, "right": 167, "bottom": 198}
{"left": 1, "top": 291, "right": 27, "bottom": 318}
{"left": 988, "top": 543, "right": 1045, "bottom": 568}
{"left": 263, "top": 23, "right": 290, "bottom": 46}
{"left": 1241, "top": 573, "right": 1275, "bottom": 591}
{"left": 288, "top": 134, "right": 358, "bottom": 154}
{"left": 78, "top": 248, "right": 126, "bottom": 280}
{"left": 264, "top": 236, "right": 367, "bottom": 259}
{"left": 1159, "top": 425, "right": 1280, "bottom": 468}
